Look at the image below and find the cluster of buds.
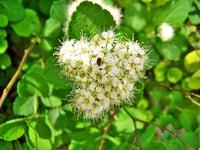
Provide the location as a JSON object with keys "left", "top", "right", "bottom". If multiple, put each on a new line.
{"left": 57, "top": 30, "right": 147, "bottom": 119}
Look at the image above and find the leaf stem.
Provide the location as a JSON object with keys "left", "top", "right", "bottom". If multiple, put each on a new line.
{"left": 145, "top": 81, "right": 200, "bottom": 107}
{"left": 99, "top": 109, "right": 117, "bottom": 150}
{"left": 0, "top": 42, "right": 37, "bottom": 108}
{"left": 124, "top": 107, "right": 190, "bottom": 150}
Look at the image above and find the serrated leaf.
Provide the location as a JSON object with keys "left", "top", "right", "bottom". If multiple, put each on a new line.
{"left": 154, "top": 0, "right": 190, "bottom": 27}
{"left": 0, "top": 14, "right": 8, "bottom": 27}
{"left": 0, "top": 38, "right": 8, "bottom": 54}
{"left": 0, "top": 53, "right": 11, "bottom": 69}
{"left": 68, "top": 1, "right": 116, "bottom": 39}
{"left": 11, "top": 9, "right": 41, "bottom": 37}
{"left": 0, "top": 0, "right": 24, "bottom": 22}
{"left": 0, "top": 118, "right": 26, "bottom": 141}
{"left": 40, "top": 96, "right": 61, "bottom": 107}
{"left": 124, "top": 2, "right": 148, "bottom": 32}
{"left": 184, "top": 50, "right": 200, "bottom": 72}
{"left": 13, "top": 96, "right": 35, "bottom": 116}
{"left": 167, "top": 67, "right": 183, "bottom": 84}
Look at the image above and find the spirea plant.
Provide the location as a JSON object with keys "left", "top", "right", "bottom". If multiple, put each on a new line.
{"left": 56, "top": 30, "right": 147, "bottom": 119}
{"left": 0, "top": 0, "right": 199, "bottom": 149}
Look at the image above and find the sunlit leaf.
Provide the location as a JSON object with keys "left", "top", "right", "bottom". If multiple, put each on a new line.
{"left": 0, "top": 118, "right": 26, "bottom": 141}
{"left": 184, "top": 50, "right": 200, "bottom": 73}
{"left": 68, "top": 1, "right": 116, "bottom": 39}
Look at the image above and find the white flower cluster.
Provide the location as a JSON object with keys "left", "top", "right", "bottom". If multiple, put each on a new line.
{"left": 57, "top": 30, "right": 147, "bottom": 119}
{"left": 158, "top": 22, "right": 174, "bottom": 42}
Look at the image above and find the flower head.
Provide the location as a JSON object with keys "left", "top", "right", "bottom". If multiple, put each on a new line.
{"left": 56, "top": 30, "right": 148, "bottom": 120}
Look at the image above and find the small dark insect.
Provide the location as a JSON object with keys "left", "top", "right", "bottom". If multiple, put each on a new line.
{"left": 96, "top": 57, "right": 102, "bottom": 66}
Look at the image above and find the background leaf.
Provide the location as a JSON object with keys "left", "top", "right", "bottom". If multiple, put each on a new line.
{"left": 11, "top": 9, "right": 41, "bottom": 37}
{"left": 154, "top": 0, "right": 190, "bottom": 27}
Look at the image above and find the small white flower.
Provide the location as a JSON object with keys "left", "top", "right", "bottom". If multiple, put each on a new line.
{"left": 158, "top": 22, "right": 174, "bottom": 42}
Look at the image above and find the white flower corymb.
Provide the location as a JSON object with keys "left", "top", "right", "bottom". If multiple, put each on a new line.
{"left": 57, "top": 30, "right": 147, "bottom": 119}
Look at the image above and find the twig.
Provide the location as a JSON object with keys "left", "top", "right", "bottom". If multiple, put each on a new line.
{"left": 124, "top": 108, "right": 190, "bottom": 150}
{"left": 145, "top": 81, "right": 200, "bottom": 107}
{"left": 0, "top": 42, "right": 36, "bottom": 108}
{"left": 99, "top": 109, "right": 117, "bottom": 150}
{"left": 131, "top": 117, "right": 143, "bottom": 150}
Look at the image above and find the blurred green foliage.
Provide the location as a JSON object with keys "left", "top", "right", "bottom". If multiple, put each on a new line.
{"left": 0, "top": 0, "right": 200, "bottom": 149}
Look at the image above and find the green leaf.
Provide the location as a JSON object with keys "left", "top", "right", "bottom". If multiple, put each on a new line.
{"left": 0, "top": 29, "right": 7, "bottom": 38}
{"left": 26, "top": 117, "right": 54, "bottom": 150}
{"left": 40, "top": 96, "right": 62, "bottom": 108}
{"left": 44, "top": 56, "right": 74, "bottom": 90}
{"left": 0, "top": 53, "right": 11, "bottom": 69}
{"left": 184, "top": 50, "right": 200, "bottom": 73}
{"left": 180, "top": 132, "right": 199, "bottom": 148}
{"left": 0, "top": 140, "right": 13, "bottom": 150}
{"left": 0, "top": 38, "right": 8, "bottom": 54}
{"left": 153, "top": 61, "right": 167, "bottom": 82}
{"left": 17, "top": 65, "right": 50, "bottom": 97}
{"left": 143, "top": 141, "right": 168, "bottom": 150}
{"left": 155, "top": 35, "right": 187, "bottom": 61}
{"left": 26, "top": 122, "right": 38, "bottom": 148}
{"left": 113, "top": 109, "right": 134, "bottom": 133}
{"left": 189, "top": 11, "right": 200, "bottom": 25}
{"left": 43, "top": 18, "right": 61, "bottom": 38}
{"left": 11, "top": 9, "right": 41, "bottom": 37}
{"left": 124, "top": 2, "right": 148, "bottom": 32}
{"left": 39, "top": 38, "right": 53, "bottom": 51}
{"left": 168, "top": 136, "right": 185, "bottom": 150}
{"left": 38, "top": 0, "right": 54, "bottom": 16}
{"left": 68, "top": 1, "right": 116, "bottom": 39}
{"left": 0, "top": 0, "right": 24, "bottom": 22}
{"left": 35, "top": 116, "right": 52, "bottom": 139}
{"left": 140, "top": 126, "right": 157, "bottom": 146}
{"left": 167, "top": 67, "right": 183, "bottom": 84}
{"left": 188, "top": 69, "right": 200, "bottom": 90}
{"left": 0, "top": 118, "right": 26, "bottom": 141}
{"left": 50, "top": 0, "right": 67, "bottom": 23}
{"left": 179, "top": 111, "right": 197, "bottom": 131}
{"left": 154, "top": 0, "right": 190, "bottom": 27}
{"left": 13, "top": 96, "right": 35, "bottom": 116}
{"left": 0, "top": 14, "right": 8, "bottom": 27}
